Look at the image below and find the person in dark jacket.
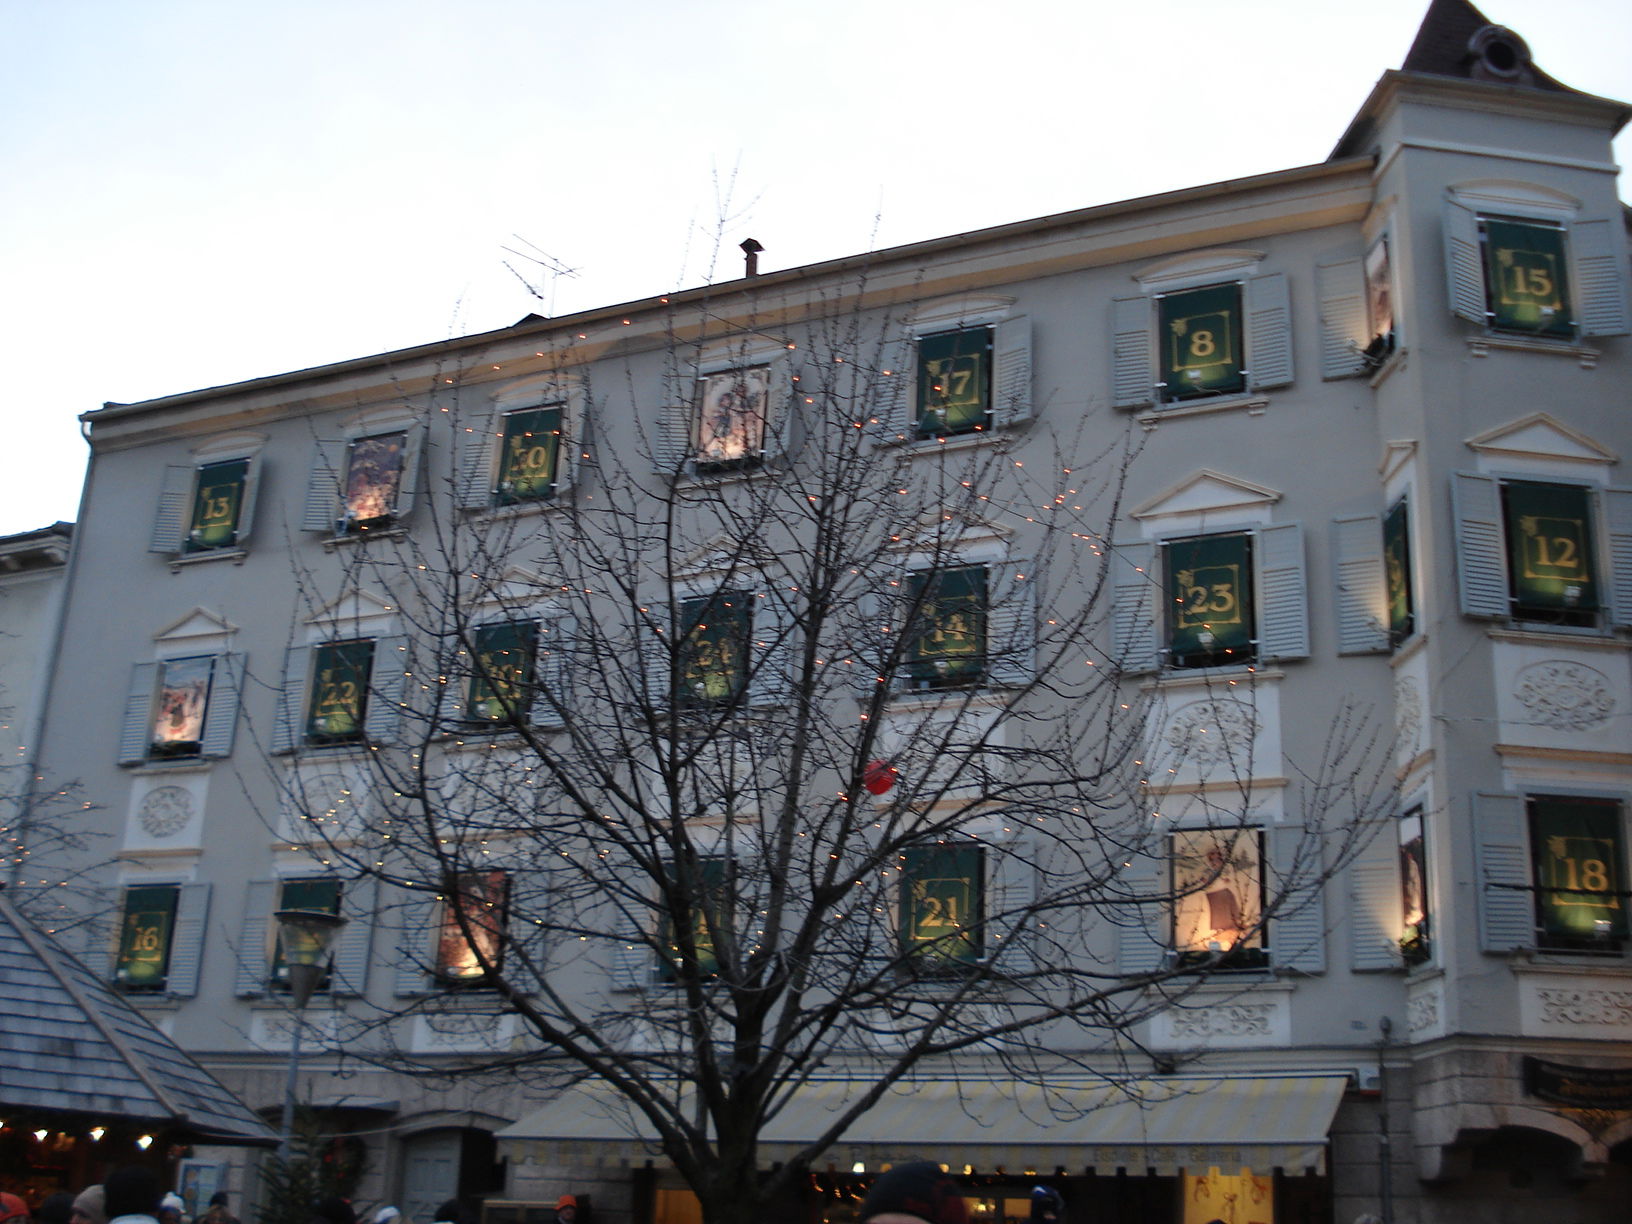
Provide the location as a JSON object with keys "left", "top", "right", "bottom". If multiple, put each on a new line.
{"left": 859, "top": 1162, "right": 968, "bottom": 1224}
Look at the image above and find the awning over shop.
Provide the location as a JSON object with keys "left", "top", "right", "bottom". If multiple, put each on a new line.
{"left": 497, "top": 1073, "right": 1350, "bottom": 1176}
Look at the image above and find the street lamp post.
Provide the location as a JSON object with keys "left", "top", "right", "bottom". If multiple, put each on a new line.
{"left": 274, "top": 908, "right": 348, "bottom": 1162}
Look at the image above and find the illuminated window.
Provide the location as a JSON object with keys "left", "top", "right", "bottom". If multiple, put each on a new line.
{"left": 147, "top": 657, "right": 212, "bottom": 759}
{"left": 1530, "top": 796, "right": 1626, "bottom": 952}
{"left": 437, "top": 871, "right": 509, "bottom": 985}
{"left": 1170, "top": 828, "right": 1266, "bottom": 970}
{"left": 694, "top": 367, "right": 770, "bottom": 471}
{"left": 1399, "top": 809, "right": 1430, "bottom": 966}
{"left": 1384, "top": 497, "right": 1415, "bottom": 646}
{"left": 899, "top": 845, "right": 984, "bottom": 968}
{"left": 339, "top": 432, "right": 407, "bottom": 530}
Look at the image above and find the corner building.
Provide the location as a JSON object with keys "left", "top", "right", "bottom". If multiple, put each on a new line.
{"left": 29, "top": 2, "right": 1632, "bottom": 1221}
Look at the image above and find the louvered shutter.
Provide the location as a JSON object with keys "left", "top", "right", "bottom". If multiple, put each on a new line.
{"left": 1116, "top": 848, "right": 1168, "bottom": 976}
{"left": 1270, "top": 826, "right": 1325, "bottom": 974}
{"left": 394, "top": 423, "right": 427, "bottom": 518}
{"left": 747, "top": 591, "right": 794, "bottom": 708}
{"left": 118, "top": 663, "right": 160, "bottom": 765}
{"left": 235, "top": 880, "right": 276, "bottom": 997}
{"left": 643, "top": 600, "right": 675, "bottom": 711}
{"left": 1316, "top": 256, "right": 1369, "bottom": 379}
{"left": 877, "top": 336, "right": 914, "bottom": 435}
{"left": 986, "top": 841, "right": 1037, "bottom": 975}
{"left": 506, "top": 870, "right": 550, "bottom": 993}
{"left": 531, "top": 615, "right": 574, "bottom": 728}
{"left": 1603, "top": 487, "right": 1632, "bottom": 630}
{"left": 1452, "top": 472, "right": 1509, "bottom": 618}
{"left": 761, "top": 353, "right": 794, "bottom": 462}
{"left": 364, "top": 635, "right": 408, "bottom": 742}
{"left": 150, "top": 465, "right": 194, "bottom": 554}
{"left": 393, "top": 893, "right": 437, "bottom": 996}
{"left": 1349, "top": 821, "right": 1400, "bottom": 972}
{"left": 1474, "top": 792, "right": 1533, "bottom": 952}
{"left": 1111, "top": 541, "right": 1160, "bottom": 674}
{"left": 233, "top": 454, "right": 262, "bottom": 546}
{"left": 199, "top": 653, "right": 245, "bottom": 758}
{"left": 457, "top": 413, "right": 500, "bottom": 509}
{"left": 1332, "top": 515, "right": 1388, "bottom": 655}
{"left": 1111, "top": 297, "right": 1155, "bottom": 408}
{"left": 1256, "top": 522, "right": 1309, "bottom": 661}
{"left": 272, "top": 645, "right": 312, "bottom": 754}
{"left": 303, "top": 441, "right": 346, "bottom": 533}
{"left": 654, "top": 388, "right": 692, "bottom": 475}
{"left": 1245, "top": 272, "right": 1294, "bottom": 390}
{"left": 992, "top": 316, "right": 1033, "bottom": 428}
{"left": 987, "top": 560, "right": 1036, "bottom": 687}
{"left": 167, "top": 883, "right": 212, "bottom": 997}
{"left": 1443, "top": 199, "right": 1487, "bottom": 324}
{"left": 332, "top": 875, "right": 376, "bottom": 996}
{"left": 1570, "top": 218, "right": 1631, "bottom": 337}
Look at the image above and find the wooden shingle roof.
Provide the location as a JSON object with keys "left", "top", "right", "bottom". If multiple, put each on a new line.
{"left": 0, "top": 890, "right": 276, "bottom": 1145}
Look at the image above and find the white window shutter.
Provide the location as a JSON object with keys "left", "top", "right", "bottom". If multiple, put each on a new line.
{"left": 234, "top": 879, "right": 276, "bottom": 997}
{"left": 747, "top": 591, "right": 794, "bottom": 708}
{"left": 332, "top": 875, "right": 376, "bottom": 996}
{"left": 992, "top": 315, "right": 1033, "bottom": 428}
{"left": 168, "top": 883, "right": 212, "bottom": 997}
{"left": 530, "top": 615, "right": 574, "bottom": 728}
{"left": 1256, "top": 522, "right": 1309, "bottom": 660}
{"left": 1245, "top": 272, "right": 1294, "bottom": 390}
{"left": 654, "top": 397, "right": 691, "bottom": 474}
{"left": 1569, "top": 217, "right": 1631, "bottom": 337}
{"left": 1110, "top": 541, "right": 1160, "bottom": 674}
{"left": 1116, "top": 849, "right": 1168, "bottom": 976}
{"left": 272, "top": 645, "right": 312, "bottom": 755}
{"left": 234, "top": 453, "right": 262, "bottom": 546}
{"left": 1270, "top": 825, "right": 1325, "bottom": 975}
{"left": 457, "top": 413, "right": 500, "bottom": 509}
{"left": 987, "top": 560, "right": 1036, "bottom": 687}
{"left": 118, "top": 663, "right": 160, "bottom": 765}
{"left": 1349, "top": 821, "right": 1401, "bottom": 972}
{"left": 394, "top": 422, "right": 427, "bottom": 518}
{"left": 878, "top": 337, "right": 914, "bottom": 436}
{"left": 150, "top": 465, "right": 194, "bottom": 554}
{"left": 393, "top": 893, "right": 437, "bottom": 996}
{"left": 762, "top": 352, "right": 794, "bottom": 462}
{"left": 1111, "top": 297, "right": 1154, "bottom": 408}
{"left": 553, "top": 393, "right": 581, "bottom": 495}
{"left": 1316, "top": 256, "right": 1369, "bottom": 379}
{"left": 1452, "top": 472, "right": 1509, "bottom": 618}
{"left": 644, "top": 601, "right": 675, "bottom": 711}
{"left": 302, "top": 440, "right": 345, "bottom": 533}
{"left": 1443, "top": 199, "right": 1487, "bottom": 324}
{"left": 1332, "top": 515, "right": 1389, "bottom": 655}
{"left": 199, "top": 652, "right": 245, "bottom": 758}
{"left": 986, "top": 841, "right": 1037, "bottom": 975}
{"left": 1474, "top": 792, "right": 1533, "bottom": 953}
{"left": 1604, "top": 486, "right": 1632, "bottom": 630}
{"left": 364, "top": 635, "right": 408, "bottom": 742}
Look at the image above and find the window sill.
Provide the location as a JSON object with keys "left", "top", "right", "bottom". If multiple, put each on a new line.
{"left": 322, "top": 525, "right": 408, "bottom": 551}
{"left": 1368, "top": 346, "right": 1409, "bottom": 389}
{"left": 883, "top": 686, "right": 1015, "bottom": 713}
{"left": 1139, "top": 666, "right": 1284, "bottom": 695}
{"left": 1135, "top": 395, "right": 1269, "bottom": 428}
{"left": 1509, "top": 952, "right": 1632, "bottom": 974}
{"left": 167, "top": 547, "right": 248, "bottom": 571}
{"left": 124, "top": 758, "right": 214, "bottom": 775}
{"left": 880, "top": 426, "right": 1017, "bottom": 455}
{"left": 1466, "top": 333, "right": 1600, "bottom": 369}
{"left": 1486, "top": 625, "right": 1625, "bottom": 651}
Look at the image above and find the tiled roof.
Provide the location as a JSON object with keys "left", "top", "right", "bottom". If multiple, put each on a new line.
{"left": 0, "top": 890, "right": 277, "bottom": 1145}
{"left": 1401, "top": 0, "right": 1570, "bottom": 92}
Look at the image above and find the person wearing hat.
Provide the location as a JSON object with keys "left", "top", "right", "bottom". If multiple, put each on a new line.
{"left": 860, "top": 1162, "right": 969, "bottom": 1224}
{"left": 1028, "top": 1185, "right": 1065, "bottom": 1223}
{"left": 371, "top": 1208, "right": 402, "bottom": 1224}
{"left": 70, "top": 1187, "right": 106, "bottom": 1224}
{"left": 156, "top": 1195, "right": 183, "bottom": 1224}
{"left": 549, "top": 1197, "right": 575, "bottom": 1224}
{"left": 0, "top": 1193, "right": 32, "bottom": 1224}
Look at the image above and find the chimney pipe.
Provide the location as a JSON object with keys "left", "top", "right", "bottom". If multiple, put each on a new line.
{"left": 740, "top": 238, "right": 764, "bottom": 278}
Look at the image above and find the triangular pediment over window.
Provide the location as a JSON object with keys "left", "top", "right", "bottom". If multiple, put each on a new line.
{"left": 306, "top": 588, "right": 397, "bottom": 631}
{"left": 153, "top": 607, "right": 237, "bottom": 646}
{"left": 1131, "top": 470, "right": 1281, "bottom": 523}
{"left": 1467, "top": 413, "right": 1617, "bottom": 467}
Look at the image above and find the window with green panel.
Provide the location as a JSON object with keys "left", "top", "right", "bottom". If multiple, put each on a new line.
{"left": 905, "top": 565, "right": 987, "bottom": 689}
{"left": 186, "top": 458, "right": 248, "bottom": 552}
{"left": 1384, "top": 497, "right": 1415, "bottom": 646}
{"left": 916, "top": 327, "right": 992, "bottom": 439}
{"left": 1483, "top": 217, "right": 1573, "bottom": 337}
{"left": 494, "top": 405, "right": 563, "bottom": 505}
{"left": 115, "top": 885, "right": 178, "bottom": 991}
{"left": 305, "top": 640, "right": 374, "bottom": 745}
{"left": 1502, "top": 480, "right": 1598, "bottom": 626}
{"left": 1165, "top": 533, "right": 1254, "bottom": 669}
{"left": 676, "top": 591, "right": 751, "bottom": 706}
{"left": 900, "top": 845, "right": 984, "bottom": 968}
{"left": 271, "top": 878, "right": 341, "bottom": 991}
{"left": 1529, "top": 796, "right": 1626, "bottom": 951}
{"left": 1158, "top": 283, "right": 1244, "bottom": 401}
{"left": 660, "top": 855, "right": 727, "bottom": 982}
{"left": 466, "top": 621, "right": 539, "bottom": 726}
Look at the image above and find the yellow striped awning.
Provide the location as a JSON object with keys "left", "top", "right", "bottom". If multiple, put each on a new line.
{"left": 496, "top": 1074, "right": 1349, "bottom": 1176}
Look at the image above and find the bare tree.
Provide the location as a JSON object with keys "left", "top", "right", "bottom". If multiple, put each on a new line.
{"left": 264, "top": 285, "right": 1393, "bottom": 1224}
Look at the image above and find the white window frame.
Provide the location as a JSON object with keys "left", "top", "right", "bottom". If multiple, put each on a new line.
{"left": 149, "top": 432, "right": 267, "bottom": 564}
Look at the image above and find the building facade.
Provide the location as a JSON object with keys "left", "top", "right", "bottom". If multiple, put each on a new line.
{"left": 25, "top": 3, "right": 1632, "bottom": 1222}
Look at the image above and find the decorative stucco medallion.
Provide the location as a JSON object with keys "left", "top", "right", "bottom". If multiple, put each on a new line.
{"left": 1513, "top": 660, "right": 1615, "bottom": 730}
{"left": 137, "top": 785, "right": 194, "bottom": 837}
{"left": 1164, "top": 699, "right": 1259, "bottom": 770}
{"left": 1394, "top": 675, "right": 1422, "bottom": 751}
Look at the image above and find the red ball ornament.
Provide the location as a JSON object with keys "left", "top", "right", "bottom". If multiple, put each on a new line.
{"left": 863, "top": 760, "right": 897, "bottom": 795}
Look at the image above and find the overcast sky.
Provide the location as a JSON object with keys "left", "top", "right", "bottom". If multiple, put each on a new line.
{"left": 3, "top": 0, "right": 1629, "bottom": 537}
